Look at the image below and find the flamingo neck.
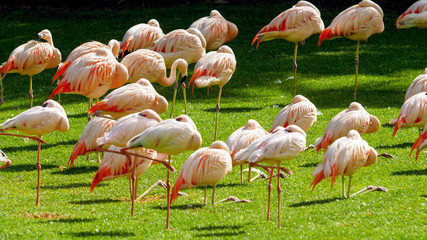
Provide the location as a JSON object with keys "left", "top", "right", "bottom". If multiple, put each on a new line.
{"left": 165, "top": 61, "right": 180, "bottom": 86}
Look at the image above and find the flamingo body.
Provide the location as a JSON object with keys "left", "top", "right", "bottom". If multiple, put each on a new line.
{"left": 49, "top": 48, "right": 129, "bottom": 100}
{"left": 121, "top": 49, "right": 188, "bottom": 85}
{"left": 88, "top": 78, "right": 168, "bottom": 119}
{"left": 396, "top": 0, "right": 427, "bottom": 29}
{"left": 318, "top": 0, "right": 384, "bottom": 45}
{"left": 189, "top": 10, "right": 238, "bottom": 50}
{"left": 170, "top": 141, "right": 232, "bottom": 203}
{"left": 315, "top": 102, "right": 380, "bottom": 152}
{"left": 0, "top": 100, "right": 69, "bottom": 136}
{"left": 405, "top": 68, "right": 427, "bottom": 101}
{"left": 120, "top": 19, "right": 164, "bottom": 56}
{"left": 252, "top": 1, "right": 324, "bottom": 47}
{"left": 270, "top": 95, "right": 317, "bottom": 133}
{"left": 68, "top": 117, "right": 116, "bottom": 167}
{"left": 90, "top": 145, "right": 156, "bottom": 192}
{"left": 392, "top": 92, "right": 427, "bottom": 137}
{"left": 152, "top": 28, "right": 206, "bottom": 68}
{"left": 97, "top": 109, "right": 162, "bottom": 149}
{"left": 311, "top": 130, "right": 378, "bottom": 192}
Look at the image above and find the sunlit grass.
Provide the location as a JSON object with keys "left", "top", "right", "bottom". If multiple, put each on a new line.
{"left": 0, "top": 2, "right": 426, "bottom": 239}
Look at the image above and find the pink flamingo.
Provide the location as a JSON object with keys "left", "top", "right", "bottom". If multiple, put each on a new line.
{"left": 396, "top": 0, "right": 427, "bottom": 29}
{"left": 120, "top": 19, "right": 164, "bottom": 57}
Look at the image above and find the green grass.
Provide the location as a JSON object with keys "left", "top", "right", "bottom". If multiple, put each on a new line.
{"left": 0, "top": 2, "right": 426, "bottom": 239}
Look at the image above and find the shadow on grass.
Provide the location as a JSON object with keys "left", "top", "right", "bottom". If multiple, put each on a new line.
{"left": 152, "top": 203, "right": 205, "bottom": 210}
{"left": 67, "top": 231, "right": 134, "bottom": 237}
{"left": 69, "top": 198, "right": 120, "bottom": 205}
{"left": 190, "top": 224, "right": 245, "bottom": 238}
{"left": 1, "top": 163, "right": 57, "bottom": 172}
{"left": 41, "top": 182, "right": 105, "bottom": 190}
{"left": 377, "top": 142, "right": 413, "bottom": 149}
{"left": 51, "top": 165, "right": 99, "bottom": 175}
{"left": 299, "top": 162, "right": 318, "bottom": 168}
{"left": 203, "top": 106, "right": 263, "bottom": 113}
{"left": 289, "top": 197, "right": 340, "bottom": 207}
{"left": 41, "top": 218, "right": 95, "bottom": 224}
{"left": 68, "top": 112, "right": 90, "bottom": 119}
{"left": 392, "top": 168, "right": 427, "bottom": 176}
{"left": 0, "top": 139, "right": 75, "bottom": 153}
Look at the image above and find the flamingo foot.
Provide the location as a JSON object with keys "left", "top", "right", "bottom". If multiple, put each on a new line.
{"left": 217, "top": 196, "right": 251, "bottom": 203}
{"left": 350, "top": 185, "right": 388, "bottom": 198}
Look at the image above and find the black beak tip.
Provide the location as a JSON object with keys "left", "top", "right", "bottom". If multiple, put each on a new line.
{"left": 180, "top": 75, "right": 188, "bottom": 84}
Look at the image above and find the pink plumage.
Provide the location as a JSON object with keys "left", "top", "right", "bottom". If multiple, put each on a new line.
{"left": 120, "top": 19, "right": 164, "bottom": 56}
{"left": 189, "top": 9, "right": 238, "bottom": 50}
{"left": 405, "top": 68, "right": 427, "bottom": 101}
{"left": 396, "top": 0, "right": 427, "bottom": 29}
{"left": 392, "top": 92, "right": 427, "bottom": 137}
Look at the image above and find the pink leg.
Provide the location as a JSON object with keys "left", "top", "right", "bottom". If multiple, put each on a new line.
{"left": 166, "top": 155, "right": 171, "bottom": 230}
{"left": 277, "top": 163, "right": 282, "bottom": 229}
{"left": 36, "top": 141, "right": 41, "bottom": 206}
{"left": 129, "top": 154, "right": 136, "bottom": 216}
{"left": 267, "top": 169, "right": 273, "bottom": 222}
{"left": 0, "top": 160, "right": 11, "bottom": 169}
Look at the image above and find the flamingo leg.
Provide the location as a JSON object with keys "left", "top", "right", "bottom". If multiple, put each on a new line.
{"left": 342, "top": 176, "right": 346, "bottom": 199}
{"left": 0, "top": 75, "right": 4, "bottom": 106}
{"left": 166, "top": 155, "right": 171, "bottom": 230}
{"left": 29, "top": 75, "right": 33, "bottom": 108}
{"left": 204, "top": 185, "right": 207, "bottom": 205}
{"left": 36, "top": 138, "right": 42, "bottom": 206}
{"left": 0, "top": 159, "right": 11, "bottom": 169}
{"left": 247, "top": 165, "right": 252, "bottom": 183}
{"left": 267, "top": 168, "right": 273, "bottom": 222}
{"left": 88, "top": 98, "right": 93, "bottom": 122}
{"left": 293, "top": 42, "right": 298, "bottom": 96}
{"left": 240, "top": 165, "right": 243, "bottom": 184}
{"left": 130, "top": 154, "right": 137, "bottom": 216}
{"left": 181, "top": 82, "right": 187, "bottom": 115}
{"left": 347, "top": 176, "right": 352, "bottom": 199}
{"left": 214, "top": 86, "right": 223, "bottom": 141}
{"left": 212, "top": 185, "right": 216, "bottom": 204}
{"left": 277, "top": 162, "right": 282, "bottom": 229}
{"left": 354, "top": 40, "right": 360, "bottom": 100}
{"left": 170, "top": 81, "right": 178, "bottom": 118}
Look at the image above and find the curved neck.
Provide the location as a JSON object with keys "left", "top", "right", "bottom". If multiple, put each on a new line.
{"left": 151, "top": 95, "right": 168, "bottom": 114}
{"left": 164, "top": 61, "right": 180, "bottom": 87}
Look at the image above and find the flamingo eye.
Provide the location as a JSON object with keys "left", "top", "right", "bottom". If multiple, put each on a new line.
{"left": 42, "top": 102, "right": 48, "bottom": 107}
{"left": 139, "top": 113, "right": 146, "bottom": 117}
{"left": 176, "top": 117, "right": 183, "bottom": 121}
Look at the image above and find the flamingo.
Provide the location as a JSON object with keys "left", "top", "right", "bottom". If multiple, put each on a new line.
{"left": 88, "top": 78, "right": 168, "bottom": 119}
{"left": 0, "top": 29, "right": 61, "bottom": 107}
{"left": 152, "top": 28, "right": 206, "bottom": 68}
{"left": 234, "top": 125, "right": 306, "bottom": 229}
{"left": 0, "top": 150, "right": 11, "bottom": 170}
{"left": 0, "top": 100, "right": 69, "bottom": 205}
{"left": 318, "top": 0, "right": 384, "bottom": 100}
{"left": 405, "top": 68, "right": 427, "bottom": 101}
{"left": 189, "top": 45, "right": 236, "bottom": 141}
{"left": 120, "top": 19, "right": 164, "bottom": 57}
{"left": 120, "top": 49, "right": 188, "bottom": 117}
{"left": 396, "top": 0, "right": 427, "bottom": 29}
{"left": 311, "top": 130, "right": 393, "bottom": 198}
{"left": 68, "top": 117, "right": 116, "bottom": 168}
{"left": 314, "top": 102, "right": 380, "bottom": 152}
{"left": 189, "top": 9, "right": 238, "bottom": 50}
{"left": 410, "top": 122, "right": 427, "bottom": 161}
{"left": 170, "top": 141, "right": 232, "bottom": 205}
{"left": 124, "top": 114, "right": 202, "bottom": 229}
{"left": 269, "top": 94, "right": 317, "bottom": 133}
{"left": 48, "top": 48, "right": 129, "bottom": 120}
{"left": 392, "top": 92, "right": 427, "bottom": 137}
{"left": 225, "top": 119, "right": 268, "bottom": 183}
{"left": 252, "top": 1, "right": 324, "bottom": 96}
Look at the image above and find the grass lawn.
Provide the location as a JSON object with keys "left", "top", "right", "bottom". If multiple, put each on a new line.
{"left": 0, "top": 2, "right": 426, "bottom": 239}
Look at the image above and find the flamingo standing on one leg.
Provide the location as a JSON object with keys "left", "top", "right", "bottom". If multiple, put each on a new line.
{"left": 48, "top": 48, "right": 129, "bottom": 121}
{"left": 234, "top": 125, "right": 306, "bottom": 229}
{"left": 270, "top": 94, "right": 317, "bottom": 133}
{"left": 189, "top": 9, "right": 238, "bottom": 50}
{"left": 189, "top": 45, "right": 236, "bottom": 141}
{"left": 311, "top": 130, "right": 393, "bottom": 198}
{"left": 68, "top": 117, "right": 116, "bottom": 168}
{"left": 0, "top": 29, "right": 61, "bottom": 107}
{"left": 120, "top": 19, "right": 164, "bottom": 57}
{"left": 124, "top": 114, "right": 202, "bottom": 229}
{"left": 318, "top": 0, "right": 384, "bottom": 100}
{"left": 314, "top": 102, "right": 380, "bottom": 152}
{"left": 120, "top": 49, "right": 187, "bottom": 116}
{"left": 88, "top": 78, "right": 168, "bottom": 119}
{"left": 225, "top": 119, "right": 268, "bottom": 183}
{"left": 0, "top": 150, "right": 11, "bottom": 170}
{"left": 170, "top": 141, "right": 232, "bottom": 205}
{"left": 0, "top": 100, "right": 69, "bottom": 205}
{"left": 252, "top": 1, "right": 324, "bottom": 96}
{"left": 396, "top": 0, "right": 427, "bottom": 29}
{"left": 152, "top": 28, "right": 206, "bottom": 117}
{"left": 392, "top": 92, "right": 427, "bottom": 137}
